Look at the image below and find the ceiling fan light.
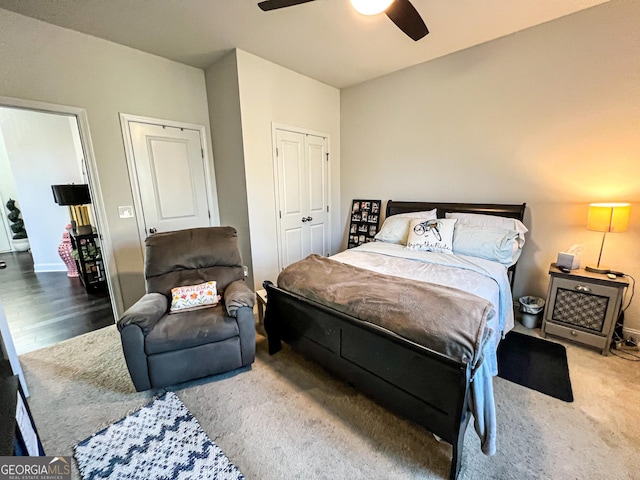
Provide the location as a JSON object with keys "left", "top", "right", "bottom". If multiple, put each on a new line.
{"left": 350, "top": 0, "right": 394, "bottom": 16}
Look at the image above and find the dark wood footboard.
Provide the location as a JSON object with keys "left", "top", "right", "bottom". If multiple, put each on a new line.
{"left": 263, "top": 281, "right": 472, "bottom": 480}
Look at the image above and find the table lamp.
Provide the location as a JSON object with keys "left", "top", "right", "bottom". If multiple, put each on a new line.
{"left": 585, "top": 202, "right": 630, "bottom": 274}
{"left": 51, "top": 184, "right": 93, "bottom": 235}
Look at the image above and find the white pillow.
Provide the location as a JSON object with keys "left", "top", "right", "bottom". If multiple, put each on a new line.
{"left": 374, "top": 210, "right": 437, "bottom": 245}
{"left": 374, "top": 216, "right": 412, "bottom": 245}
{"left": 445, "top": 212, "right": 528, "bottom": 247}
{"left": 452, "top": 224, "right": 521, "bottom": 266}
{"left": 406, "top": 218, "right": 457, "bottom": 254}
{"left": 393, "top": 209, "right": 437, "bottom": 219}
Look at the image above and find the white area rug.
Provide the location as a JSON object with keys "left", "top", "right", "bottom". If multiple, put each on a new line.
{"left": 74, "top": 391, "right": 244, "bottom": 480}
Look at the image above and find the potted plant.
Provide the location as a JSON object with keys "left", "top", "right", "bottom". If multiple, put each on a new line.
{"left": 5, "top": 198, "right": 30, "bottom": 252}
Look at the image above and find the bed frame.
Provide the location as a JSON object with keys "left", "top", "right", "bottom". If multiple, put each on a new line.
{"left": 263, "top": 200, "right": 526, "bottom": 480}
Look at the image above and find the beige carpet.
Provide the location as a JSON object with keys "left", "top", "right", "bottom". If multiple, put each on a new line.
{"left": 19, "top": 324, "right": 640, "bottom": 479}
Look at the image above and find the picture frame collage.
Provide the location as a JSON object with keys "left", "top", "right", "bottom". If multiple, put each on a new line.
{"left": 348, "top": 199, "right": 381, "bottom": 248}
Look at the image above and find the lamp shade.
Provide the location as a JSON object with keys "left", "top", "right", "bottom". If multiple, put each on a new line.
{"left": 51, "top": 184, "right": 91, "bottom": 206}
{"left": 587, "top": 203, "right": 630, "bottom": 233}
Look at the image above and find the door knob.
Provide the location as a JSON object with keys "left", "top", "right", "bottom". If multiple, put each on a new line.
{"left": 301, "top": 216, "right": 313, "bottom": 222}
{"left": 149, "top": 228, "right": 157, "bottom": 234}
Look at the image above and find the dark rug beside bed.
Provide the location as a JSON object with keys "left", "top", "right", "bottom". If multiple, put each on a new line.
{"left": 497, "top": 331, "right": 574, "bottom": 402}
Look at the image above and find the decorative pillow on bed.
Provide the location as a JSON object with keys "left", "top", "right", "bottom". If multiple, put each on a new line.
{"left": 452, "top": 224, "right": 521, "bottom": 266}
{"left": 374, "top": 210, "right": 438, "bottom": 245}
{"left": 445, "top": 212, "right": 528, "bottom": 247}
{"left": 406, "top": 218, "right": 457, "bottom": 254}
{"left": 170, "top": 281, "right": 219, "bottom": 314}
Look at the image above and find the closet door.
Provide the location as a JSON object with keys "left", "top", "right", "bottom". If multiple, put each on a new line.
{"left": 275, "top": 128, "right": 329, "bottom": 269}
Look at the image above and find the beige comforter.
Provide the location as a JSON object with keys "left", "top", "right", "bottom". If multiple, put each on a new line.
{"left": 277, "top": 254, "right": 495, "bottom": 375}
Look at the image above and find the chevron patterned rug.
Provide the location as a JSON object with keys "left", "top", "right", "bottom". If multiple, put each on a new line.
{"left": 74, "top": 392, "right": 244, "bottom": 480}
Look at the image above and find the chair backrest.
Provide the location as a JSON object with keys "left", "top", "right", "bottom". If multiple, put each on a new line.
{"left": 144, "top": 226, "right": 245, "bottom": 298}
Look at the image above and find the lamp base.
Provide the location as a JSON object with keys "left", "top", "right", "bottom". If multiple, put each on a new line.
{"left": 585, "top": 265, "right": 609, "bottom": 274}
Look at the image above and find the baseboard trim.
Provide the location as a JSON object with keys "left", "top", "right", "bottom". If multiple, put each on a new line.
{"left": 33, "top": 263, "right": 67, "bottom": 273}
{"left": 623, "top": 327, "right": 640, "bottom": 341}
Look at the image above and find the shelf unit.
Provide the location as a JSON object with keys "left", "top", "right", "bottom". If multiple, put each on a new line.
{"left": 69, "top": 231, "right": 106, "bottom": 293}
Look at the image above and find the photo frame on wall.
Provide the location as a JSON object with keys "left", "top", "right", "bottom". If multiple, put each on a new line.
{"left": 348, "top": 199, "right": 381, "bottom": 248}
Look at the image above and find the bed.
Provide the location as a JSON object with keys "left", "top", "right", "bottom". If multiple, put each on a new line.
{"left": 263, "top": 200, "right": 527, "bottom": 479}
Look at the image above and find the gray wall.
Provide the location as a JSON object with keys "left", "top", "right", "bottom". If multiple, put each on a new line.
{"left": 0, "top": 8, "right": 216, "bottom": 313}
{"left": 341, "top": 0, "right": 640, "bottom": 332}
{"left": 205, "top": 51, "right": 254, "bottom": 286}
{"left": 206, "top": 49, "right": 341, "bottom": 291}
{"left": 234, "top": 50, "right": 341, "bottom": 290}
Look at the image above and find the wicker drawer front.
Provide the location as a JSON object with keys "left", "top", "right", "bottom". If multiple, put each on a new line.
{"left": 551, "top": 288, "right": 609, "bottom": 333}
{"left": 546, "top": 277, "right": 618, "bottom": 335}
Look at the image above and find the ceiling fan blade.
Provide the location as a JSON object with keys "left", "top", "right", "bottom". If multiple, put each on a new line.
{"left": 385, "top": 0, "right": 429, "bottom": 41}
{"left": 258, "top": 0, "right": 316, "bottom": 11}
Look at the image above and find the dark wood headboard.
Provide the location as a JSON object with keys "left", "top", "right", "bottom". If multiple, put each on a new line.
{"left": 386, "top": 200, "right": 526, "bottom": 221}
{"left": 385, "top": 200, "right": 527, "bottom": 289}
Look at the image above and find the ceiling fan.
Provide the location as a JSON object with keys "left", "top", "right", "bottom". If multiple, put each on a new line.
{"left": 257, "top": 0, "right": 429, "bottom": 41}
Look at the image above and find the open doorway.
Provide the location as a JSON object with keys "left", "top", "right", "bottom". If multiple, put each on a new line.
{"left": 0, "top": 105, "right": 114, "bottom": 355}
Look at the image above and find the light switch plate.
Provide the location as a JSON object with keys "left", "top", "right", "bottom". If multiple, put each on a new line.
{"left": 118, "top": 206, "right": 134, "bottom": 219}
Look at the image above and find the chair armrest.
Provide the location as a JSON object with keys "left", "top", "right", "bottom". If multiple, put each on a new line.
{"left": 119, "top": 324, "right": 151, "bottom": 392}
{"left": 224, "top": 280, "right": 255, "bottom": 317}
{"left": 117, "top": 293, "right": 168, "bottom": 334}
{"left": 235, "top": 306, "right": 256, "bottom": 366}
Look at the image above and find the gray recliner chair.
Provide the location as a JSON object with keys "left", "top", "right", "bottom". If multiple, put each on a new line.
{"left": 117, "top": 226, "right": 256, "bottom": 391}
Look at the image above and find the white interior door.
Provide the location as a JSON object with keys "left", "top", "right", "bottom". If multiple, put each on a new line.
{"left": 305, "top": 134, "right": 329, "bottom": 257}
{"left": 127, "top": 121, "right": 211, "bottom": 236}
{"left": 275, "top": 128, "right": 330, "bottom": 269}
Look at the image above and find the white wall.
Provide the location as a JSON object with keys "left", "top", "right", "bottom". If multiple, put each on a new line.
{"left": 0, "top": 8, "right": 215, "bottom": 312}
{"left": 0, "top": 132, "right": 16, "bottom": 253}
{"left": 234, "top": 49, "right": 341, "bottom": 289}
{"left": 341, "top": 0, "right": 640, "bottom": 332}
{"left": 0, "top": 108, "right": 84, "bottom": 271}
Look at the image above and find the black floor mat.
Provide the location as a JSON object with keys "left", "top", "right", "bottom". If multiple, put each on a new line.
{"left": 497, "top": 331, "right": 574, "bottom": 402}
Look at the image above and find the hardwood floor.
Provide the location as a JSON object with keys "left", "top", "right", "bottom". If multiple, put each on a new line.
{"left": 0, "top": 250, "right": 115, "bottom": 355}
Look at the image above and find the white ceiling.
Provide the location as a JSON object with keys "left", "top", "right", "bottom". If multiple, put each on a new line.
{"left": 0, "top": 0, "right": 609, "bottom": 88}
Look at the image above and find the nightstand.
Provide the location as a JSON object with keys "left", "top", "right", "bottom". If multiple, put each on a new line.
{"left": 542, "top": 264, "right": 628, "bottom": 355}
{"left": 256, "top": 289, "right": 267, "bottom": 325}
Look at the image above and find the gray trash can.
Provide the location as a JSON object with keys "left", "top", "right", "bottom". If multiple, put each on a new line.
{"left": 519, "top": 296, "right": 545, "bottom": 329}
